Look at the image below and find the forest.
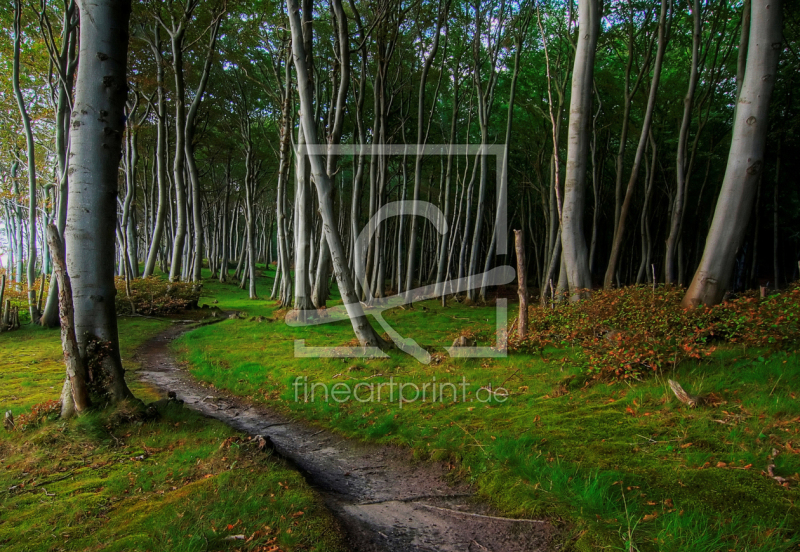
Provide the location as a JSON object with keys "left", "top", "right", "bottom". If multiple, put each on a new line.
{"left": 1, "top": 0, "right": 799, "bottom": 551}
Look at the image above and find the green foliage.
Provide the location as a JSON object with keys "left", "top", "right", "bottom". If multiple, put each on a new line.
{"left": 511, "top": 285, "right": 800, "bottom": 379}
{"left": 114, "top": 276, "right": 201, "bottom": 316}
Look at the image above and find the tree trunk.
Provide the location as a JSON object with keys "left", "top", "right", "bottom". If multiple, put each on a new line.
{"left": 13, "top": 0, "right": 40, "bottom": 323}
{"left": 287, "top": 0, "right": 384, "bottom": 348}
{"left": 560, "top": 0, "right": 599, "bottom": 298}
{"left": 604, "top": 0, "right": 669, "bottom": 289}
{"left": 665, "top": 0, "right": 701, "bottom": 284}
{"left": 40, "top": 3, "right": 79, "bottom": 328}
{"left": 67, "top": 0, "right": 134, "bottom": 402}
{"left": 773, "top": 138, "right": 780, "bottom": 288}
{"left": 404, "top": 1, "right": 444, "bottom": 300}
{"left": 187, "top": 18, "right": 221, "bottom": 283}
{"left": 46, "top": 225, "right": 91, "bottom": 416}
{"left": 683, "top": 0, "right": 782, "bottom": 307}
{"left": 165, "top": 7, "right": 195, "bottom": 282}
{"left": 514, "top": 229, "right": 528, "bottom": 337}
{"left": 143, "top": 26, "right": 168, "bottom": 279}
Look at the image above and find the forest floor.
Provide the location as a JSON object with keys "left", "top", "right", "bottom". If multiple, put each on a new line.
{"left": 2, "top": 265, "right": 799, "bottom": 552}
{"left": 0, "top": 317, "right": 346, "bottom": 552}
{"left": 174, "top": 265, "right": 800, "bottom": 552}
{"left": 138, "top": 322, "right": 558, "bottom": 551}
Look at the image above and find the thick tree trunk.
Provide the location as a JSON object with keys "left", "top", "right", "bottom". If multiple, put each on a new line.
{"left": 560, "top": 0, "right": 599, "bottom": 298}
{"left": 67, "top": 0, "right": 134, "bottom": 402}
{"left": 683, "top": 0, "right": 782, "bottom": 307}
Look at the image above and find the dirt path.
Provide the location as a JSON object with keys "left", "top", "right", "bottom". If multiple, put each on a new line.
{"left": 135, "top": 323, "right": 560, "bottom": 552}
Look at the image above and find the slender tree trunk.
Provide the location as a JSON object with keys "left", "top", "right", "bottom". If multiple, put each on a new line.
{"left": 561, "top": 0, "right": 599, "bottom": 298}
{"left": 13, "top": 0, "right": 40, "bottom": 323}
{"left": 187, "top": 18, "right": 221, "bottom": 283}
{"left": 41, "top": 4, "right": 78, "bottom": 327}
{"left": 287, "top": 0, "right": 384, "bottom": 347}
{"left": 218, "top": 157, "right": 231, "bottom": 282}
{"left": 665, "top": 0, "right": 701, "bottom": 284}
{"left": 773, "top": 139, "right": 780, "bottom": 288}
{"left": 604, "top": 0, "right": 669, "bottom": 289}
{"left": 46, "top": 225, "right": 91, "bottom": 416}
{"left": 637, "top": 134, "right": 657, "bottom": 283}
{"left": 143, "top": 27, "right": 167, "bottom": 278}
{"left": 405, "top": 1, "right": 444, "bottom": 300}
{"left": 683, "top": 0, "right": 782, "bottom": 307}
{"left": 514, "top": 229, "right": 527, "bottom": 337}
{"left": 294, "top": 125, "right": 314, "bottom": 312}
{"left": 165, "top": 11, "right": 193, "bottom": 282}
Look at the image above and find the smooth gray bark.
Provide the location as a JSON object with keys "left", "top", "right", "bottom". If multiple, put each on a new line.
{"left": 665, "top": 0, "right": 701, "bottom": 285}
{"left": 683, "top": 0, "right": 782, "bottom": 307}
{"left": 560, "top": 0, "right": 599, "bottom": 298}
{"left": 67, "top": 0, "right": 134, "bottom": 401}
{"left": 287, "top": 0, "right": 384, "bottom": 347}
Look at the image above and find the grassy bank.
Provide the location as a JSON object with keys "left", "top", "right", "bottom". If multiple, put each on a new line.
{"left": 176, "top": 266, "right": 800, "bottom": 551}
{"left": 0, "top": 317, "right": 345, "bottom": 552}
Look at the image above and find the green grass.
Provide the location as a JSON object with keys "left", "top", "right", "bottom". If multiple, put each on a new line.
{"left": 176, "top": 265, "right": 800, "bottom": 551}
{"left": 0, "top": 316, "right": 345, "bottom": 552}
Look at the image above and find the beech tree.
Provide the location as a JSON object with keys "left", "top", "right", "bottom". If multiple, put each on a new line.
{"left": 683, "top": 0, "right": 783, "bottom": 307}
{"left": 66, "top": 0, "right": 134, "bottom": 401}
{"left": 1, "top": 0, "right": 798, "bottom": 351}
{"left": 560, "top": 0, "right": 599, "bottom": 298}
{"left": 286, "top": 0, "right": 385, "bottom": 347}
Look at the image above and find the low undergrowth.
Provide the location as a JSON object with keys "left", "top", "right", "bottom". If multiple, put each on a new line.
{"left": 115, "top": 275, "right": 202, "bottom": 316}
{"left": 511, "top": 285, "right": 800, "bottom": 380}
{"left": 0, "top": 270, "right": 203, "bottom": 323}
{"left": 177, "top": 266, "right": 800, "bottom": 551}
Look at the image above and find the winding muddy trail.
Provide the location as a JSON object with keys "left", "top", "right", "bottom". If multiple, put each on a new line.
{"left": 135, "top": 322, "right": 561, "bottom": 552}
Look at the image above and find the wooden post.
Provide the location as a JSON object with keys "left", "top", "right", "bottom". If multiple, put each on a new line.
{"left": 2, "top": 299, "right": 9, "bottom": 329}
{"left": 0, "top": 275, "right": 5, "bottom": 332}
{"left": 45, "top": 224, "right": 91, "bottom": 415}
{"left": 514, "top": 230, "right": 528, "bottom": 338}
{"left": 36, "top": 273, "right": 45, "bottom": 313}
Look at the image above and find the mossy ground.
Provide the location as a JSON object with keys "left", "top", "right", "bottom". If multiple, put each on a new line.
{"left": 176, "top": 266, "right": 800, "bottom": 551}
{"left": 0, "top": 316, "right": 345, "bottom": 552}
